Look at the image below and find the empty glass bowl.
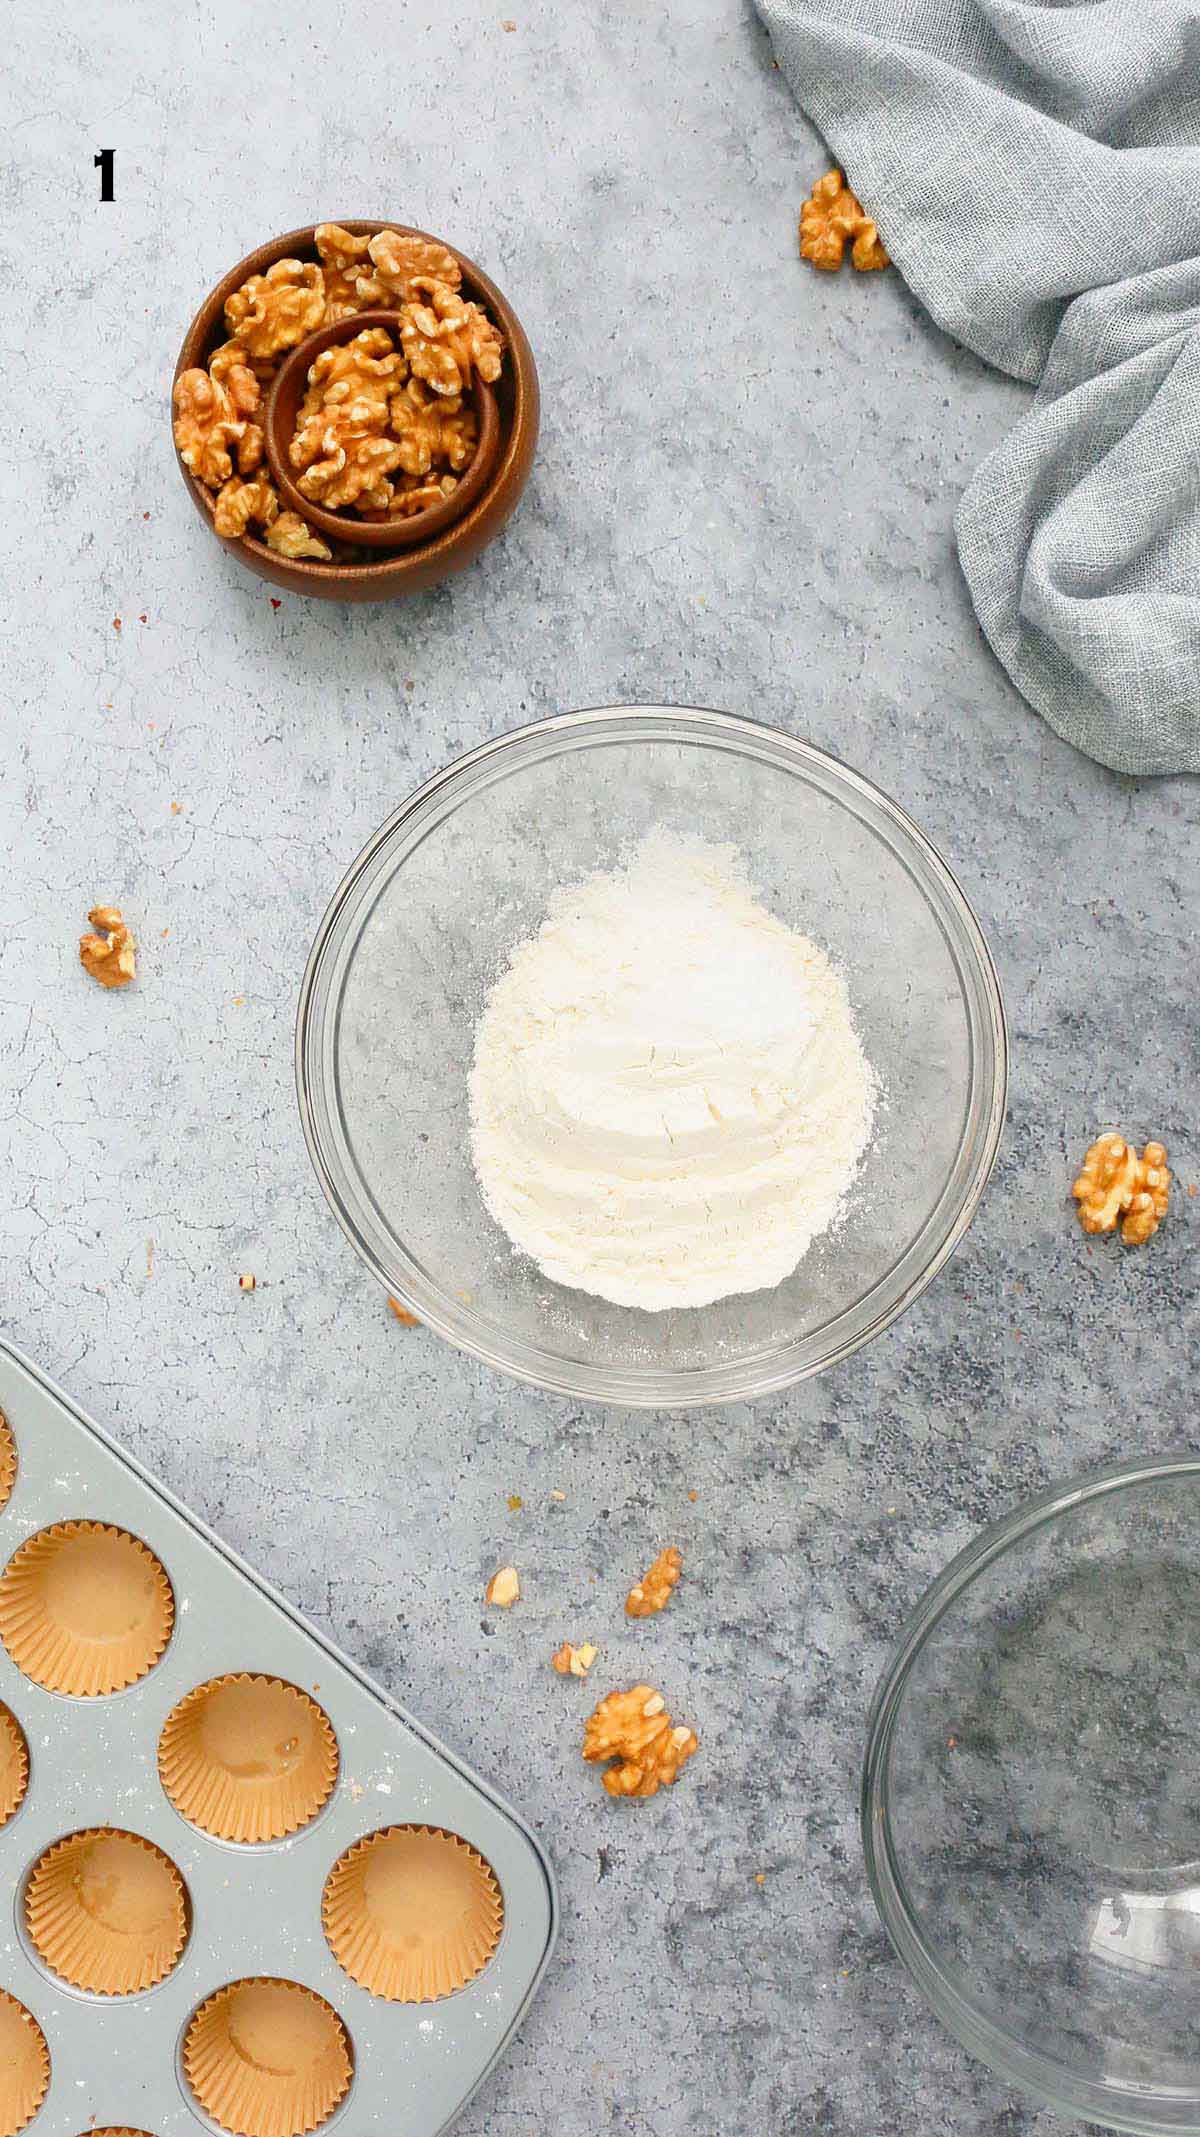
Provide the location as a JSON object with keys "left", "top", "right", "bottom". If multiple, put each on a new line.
{"left": 296, "top": 706, "right": 1005, "bottom": 1405}
{"left": 864, "top": 1458, "right": 1200, "bottom": 2133}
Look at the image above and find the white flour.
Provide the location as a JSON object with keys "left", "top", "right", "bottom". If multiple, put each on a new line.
{"left": 468, "top": 832, "right": 878, "bottom": 1311}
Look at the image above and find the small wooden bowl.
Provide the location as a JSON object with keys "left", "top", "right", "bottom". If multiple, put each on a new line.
{"left": 265, "top": 311, "right": 501, "bottom": 551}
{"left": 171, "top": 222, "right": 539, "bottom": 602}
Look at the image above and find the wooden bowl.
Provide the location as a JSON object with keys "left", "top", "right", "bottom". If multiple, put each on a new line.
{"left": 265, "top": 311, "right": 501, "bottom": 551}
{"left": 171, "top": 222, "right": 539, "bottom": 602}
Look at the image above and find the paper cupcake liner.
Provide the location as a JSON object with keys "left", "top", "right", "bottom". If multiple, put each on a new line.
{"left": 76, "top": 2129, "right": 156, "bottom": 2135}
{"left": 0, "top": 1701, "right": 29, "bottom": 1829}
{"left": 25, "top": 1827, "right": 189, "bottom": 1995}
{"left": 0, "top": 1409, "right": 15, "bottom": 1512}
{"left": 0, "top": 1991, "right": 50, "bottom": 2137}
{"left": 158, "top": 1674, "right": 338, "bottom": 1843}
{"left": 0, "top": 1521, "right": 174, "bottom": 1696}
{"left": 322, "top": 1824, "right": 503, "bottom": 2003}
{"left": 182, "top": 1977, "right": 353, "bottom": 2137}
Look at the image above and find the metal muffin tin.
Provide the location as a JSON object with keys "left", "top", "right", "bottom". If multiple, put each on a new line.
{"left": 0, "top": 1338, "right": 557, "bottom": 2135}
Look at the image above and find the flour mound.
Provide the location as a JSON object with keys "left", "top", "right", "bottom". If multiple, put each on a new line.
{"left": 468, "top": 832, "right": 877, "bottom": 1312}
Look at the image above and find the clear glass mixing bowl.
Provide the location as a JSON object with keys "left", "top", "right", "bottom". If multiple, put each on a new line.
{"left": 863, "top": 1458, "right": 1200, "bottom": 2133}
{"left": 296, "top": 706, "right": 1006, "bottom": 1405}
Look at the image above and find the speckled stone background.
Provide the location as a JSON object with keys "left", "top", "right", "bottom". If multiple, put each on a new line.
{"left": 3, "top": 1, "right": 1198, "bottom": 2131}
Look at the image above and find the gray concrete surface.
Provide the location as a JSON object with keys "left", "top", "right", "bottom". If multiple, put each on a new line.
{"left": 3, "top": 1, "right": 1198, "bottom": 2131}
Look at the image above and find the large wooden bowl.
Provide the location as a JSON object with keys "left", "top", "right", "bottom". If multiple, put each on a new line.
{"left": 171, "top": 222, "right": 539, "bottom": 602}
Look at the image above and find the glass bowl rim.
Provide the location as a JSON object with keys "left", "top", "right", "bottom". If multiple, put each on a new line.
{"left": 861, "top": 1452, "right": 1200, "bottom": 2133}
{"left": 295, "top": 703, "right": 1008, "bottom": 1408}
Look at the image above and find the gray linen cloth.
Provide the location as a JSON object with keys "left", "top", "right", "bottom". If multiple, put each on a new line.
{"left": 754, "top": 0, "right": 1200, "bottom": 776}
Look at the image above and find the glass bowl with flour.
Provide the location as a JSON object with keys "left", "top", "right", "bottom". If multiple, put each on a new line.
{"left": 298, "top": 707, "right": 1006, "bottom": 1406}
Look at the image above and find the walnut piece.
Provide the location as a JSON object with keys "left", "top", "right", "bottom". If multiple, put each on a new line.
{"left": 552, "top": 1641, "right": 598, "bottom": 1677}
{"left": 486, "top": 1565, "right": 520, "bottom": 1608}
{"left": 213, "top": 475, "right": 279, "bottom": 539}
{"left": 799, "top": 170, "right": 890, "bottom": 273}
{"left": 1073, "top": 1133, "right": 1171, "bottom": 1245}
{"left": 626, "top": 1545, "right": 683, "bottom": 1619}
{"left": 583, "top": 1685, "right": 699, "bottom": 1800}
{"left": 390, "top": 378, "right": 478, "bottom": 476}
{"left": 399, "top": 278, "right": 504, "bottom": 397}
{"left": 207, "top": 342, "right": 262, "bottom": 415}
{"left": 365, "top": 228, "right": 462, "bottom": 303}
{"left": 384, "top": 472, "right": 459, "bottom": 518}
{"left": 225, "top": 259, "right": 326, "bottom": 359}
{"left": 265, "top": 512, "right": 333, "bottom": 561}
{"left": 173, "top": 369, "right": 245, "bottom": 488}
{"left": 80, "top": 906, "right": 136, "bottom": 990}
{"left": 387, "top": 1297, "right": 419, "bottom": 1325}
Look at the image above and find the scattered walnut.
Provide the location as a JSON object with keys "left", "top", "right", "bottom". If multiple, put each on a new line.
{"left": 213, "top": 475, "right": 279, "bottom": 539}
{"left": 552, "top": 1641, "right": 598, "bottom": 1677}
{"left": 173, "top": 369, "right": 245, "bottom": 488}
{"left": 1073, "top": 1133, "right": 1171, "bottom": 1245}
{"left": 399, "top": 278, "right": 504, "bottom": 397}
{"left": 387, "top": 1297, "right": 419, "bottom": 1325}
{"left": 238, "top": 1273, "right": 256, "bottom": 1292}
{"left": 266, "top": 512, "right": 333, "bottom": 561}
{"left": 365, "top": 228, "right": 462, "bottom": 303}
{"left": 486, "top": 1565, "right": 521, "bottom": 1608}
{"left": 583, "top": 1685, "right": 699, "bottom": 1800}
{"left": 225, "top": 258, "right": 326, "bottom": 359}
{"left": 626, "top": 1545, "right": 683, "bottom": 1619}
{"left": 799, "top": 170, "right": 889, "bottom": 272}
{"left": 80, "top": 905, "right": 136, "bottom": 990}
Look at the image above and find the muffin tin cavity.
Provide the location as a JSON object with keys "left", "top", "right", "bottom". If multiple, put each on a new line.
{"left": 0, "top": 1522, "right": 174, "bottom": 1696}
{"left": 158, "top": 1674, "right": 338, "bottom": 1844}
{"left": 182, "top": 1978, "right": 353, "bottom": 2137}
{"left": 322, "top": 1825, "right": 503, "bottom": 2003}
{"left": 0, "top": 1991, "right": 49, "bottom": 2137}
{"left": 24, "top": 1829, "right": 190, "bottom": 1995}
{"left": 0, "top": 1410, "right": 15, "bottom": 1511}
{"left": 0, "top": 1703, "right": 29, "bottom": 1829}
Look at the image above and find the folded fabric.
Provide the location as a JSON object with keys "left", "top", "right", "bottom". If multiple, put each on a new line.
{"left": 755, "top": 0, "right": 1200, "bottom": 775}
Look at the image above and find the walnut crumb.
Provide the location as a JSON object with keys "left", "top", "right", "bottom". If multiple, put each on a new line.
{"left": 238, "top": 1273, "right": 256, "bottom": 1292}
{"left": 80, "top": 905, "right": 136, "bottom": 990}
{"left": 626, "top": 1545, "right": 683, "bottom": 1618}
{"left": 387, "top": 1297, "right": 419, "bottom": 1325}
{"left": 799, "top": 169, "right": 889, "bottom": 273}
{"left": 1073, "top": 1132, "right": 1170, "bottom": 1245}
{"left": 583, "top": 1685, "right": 698, "bottom": 1799}
{"left": 552, "top": 1641, "right": 598, "bottom": 1677}
{"left": 486, "top": 1565, "right": 520, "bottom": 1608}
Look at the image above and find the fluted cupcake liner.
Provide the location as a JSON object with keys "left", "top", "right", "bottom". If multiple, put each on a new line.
{"left": 182, "top": 1977, "right": 353, "bottom": 2137}
{"left": 0, "top": 1410, "right": 15, "bottom": 1512}
{"left": 76, "top": 2128, "right": 156, "bottom": 2135}
{"left": 0, "top": 1521, "right": 174, "bottom": 1696}
{"left": 322, "top": 1824, "right": 503, "bottom": 2003}
{"left": 158, "top": 1674, "right": 338, "bottom": 1844}
{"left": 0, "top": 1701, "right": 29, "bottom": 1829}
{"left": 25, "top": 1827, "right": 189, "bottom": 1995}
{"left": 0, "top": 1991, "right": 50, "bottom": 2137}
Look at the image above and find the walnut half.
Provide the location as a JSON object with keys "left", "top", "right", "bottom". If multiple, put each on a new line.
{"left": 1073, "top": 1132, "right": 1171, "bottom": 1245}
{"left": 799, "top": 169, "right": 890, "bottom": 273}
{"left": 583, "top": 1685, "right": 698, "bottom": 1800}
